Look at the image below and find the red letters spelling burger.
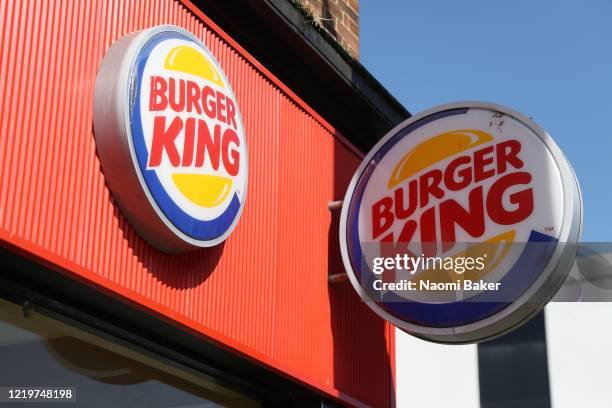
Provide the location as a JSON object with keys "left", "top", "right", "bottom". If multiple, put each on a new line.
{"left": 372, "top": 131, "right": 533, "bottom": 254}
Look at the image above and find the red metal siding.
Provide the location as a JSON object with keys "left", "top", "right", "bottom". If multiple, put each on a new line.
{"left": 0, "top": 1, "right": 395, "bottom": 407}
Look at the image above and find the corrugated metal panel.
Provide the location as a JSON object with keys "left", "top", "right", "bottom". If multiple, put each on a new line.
{"left": 0, "top": 1, "right": 395, "bottom": 407}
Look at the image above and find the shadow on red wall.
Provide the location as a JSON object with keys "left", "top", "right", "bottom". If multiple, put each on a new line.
{"left": 112, "top": 203, "right": 224, "bottom": 289}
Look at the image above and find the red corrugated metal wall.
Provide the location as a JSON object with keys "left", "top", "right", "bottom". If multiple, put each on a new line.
{"left": 0, "top": 1, "right": 395, "bottom": 407}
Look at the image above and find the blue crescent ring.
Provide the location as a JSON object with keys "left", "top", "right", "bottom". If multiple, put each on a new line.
{"left": 130, "top": 31, "right": 242, "bottom": 242}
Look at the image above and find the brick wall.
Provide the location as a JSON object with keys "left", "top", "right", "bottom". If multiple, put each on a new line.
{"left": 297, "top": 0, "right": 360, "bottom": 59}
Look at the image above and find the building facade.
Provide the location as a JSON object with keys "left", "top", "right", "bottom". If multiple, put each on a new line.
{"left": 0, "top": 0, "right": 409, "bottom": 407}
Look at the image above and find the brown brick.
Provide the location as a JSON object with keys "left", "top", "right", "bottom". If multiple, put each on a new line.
{"left": 298, "top": 0, "right": 360, "bottom": 59}
{"left": 348, "top": 17, "right": 358, "bottom": 35}
{"left": 337, "top": 22, "right": 358, "bottom": 41}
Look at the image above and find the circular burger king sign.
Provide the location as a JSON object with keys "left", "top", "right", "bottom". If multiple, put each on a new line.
{"left": 94, "top": 26, "right": 247, "bottom": 252}
{"left": 340, "top": 102, "right": 582, "bottom": 343}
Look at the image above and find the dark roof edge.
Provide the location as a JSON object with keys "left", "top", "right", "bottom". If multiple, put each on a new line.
{"left": 193, "top": 0, "right": 411, "bottom": 151}
{"left": 267, "top": 0, "right": 411, "bottom": 125}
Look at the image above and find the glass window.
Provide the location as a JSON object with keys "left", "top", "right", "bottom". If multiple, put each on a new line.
{"left": 0, "top": 298, "right": 260, "bottom": 408}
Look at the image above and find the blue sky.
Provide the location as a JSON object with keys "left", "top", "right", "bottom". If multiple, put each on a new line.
{"left": 360, "top": 0, "right": 612, "bottom": 241}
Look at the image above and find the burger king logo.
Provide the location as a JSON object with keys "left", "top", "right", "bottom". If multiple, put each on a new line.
{"left": 94, "top": 26, "right": 247, "bottom": 252}
{"left": 340, "top": 102, "right": 582, "bottom": 343}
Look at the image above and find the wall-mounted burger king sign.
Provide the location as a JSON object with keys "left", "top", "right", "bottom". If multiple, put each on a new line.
{"left": 94, "top": 26, "right": 247, "bottom": 252}
{"left": 340, "top": 102, "right": 582, "bottom": 343}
